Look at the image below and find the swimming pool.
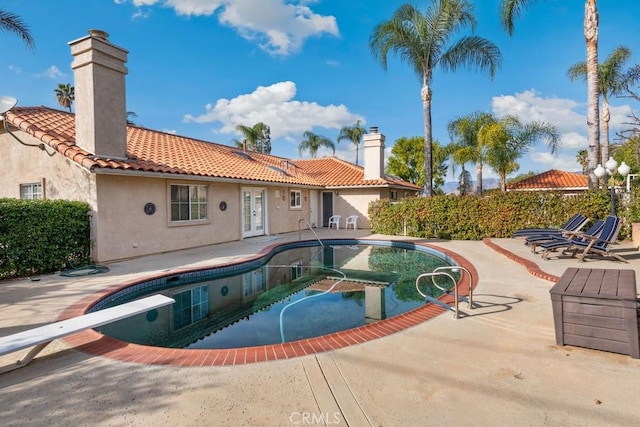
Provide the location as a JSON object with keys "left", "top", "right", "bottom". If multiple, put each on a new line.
{"left": 92, "top": 239, "right": 459, "bottom": 349}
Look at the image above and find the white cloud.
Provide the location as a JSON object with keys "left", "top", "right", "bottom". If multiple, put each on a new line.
{"left": 608, "top": 103, "right": 636, "bottom": 137}
{"left": 8, "top": 65, "right": 22, "bottom": 74}
{"left": 558, "top": 131, "right": 587, "bottom": 149}
{"left": 184, "top": 81, "right": 364, "bottom": 142}
{"left": 166, "top": 0, "right": 222, "bottom": 16}
{"left": 40, "top": 66, "right": 66, "bottom": 79}
{"left": 492, "top": 89, "right": 585, "bottom": 134}
{"left": 529, "top": 151, "right": 581, "bottom": 172}
{"left": 492, "top": 90, "right": 639, "bottom": 149}
{"left": 116, "top": 0, "right": 339, "bottom": 55}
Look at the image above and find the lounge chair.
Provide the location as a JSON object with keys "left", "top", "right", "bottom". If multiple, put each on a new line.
{"left": 512, "top": 213, "right": 588, "bottom": 239}
{"left": 526, "top": 219, "right": 604, "bottom": 253}
{"left": 540, "top": 216, "right": 627, "bottom": 263}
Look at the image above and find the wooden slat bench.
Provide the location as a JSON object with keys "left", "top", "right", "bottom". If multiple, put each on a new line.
{"left": 549, "top": 268, "right": 639, "bottom": 358}
{"left": 0, "top": 294, "right": 175, "bottom": 373}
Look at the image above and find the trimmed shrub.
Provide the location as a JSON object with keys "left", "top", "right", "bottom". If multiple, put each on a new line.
{"left": 369, "top": 190, "right": 620, "bottom": 241}
{"left": 0, "top": 199, "right": 91, "bottom": 279}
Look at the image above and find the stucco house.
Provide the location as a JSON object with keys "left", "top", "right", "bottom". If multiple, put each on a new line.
{"left": 0, "top": 30, "right": 419, "bottom": 262}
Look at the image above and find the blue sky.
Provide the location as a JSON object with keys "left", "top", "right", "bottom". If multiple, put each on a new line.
{"left": 2, "top": 0, "right": 640, "bottom": 181}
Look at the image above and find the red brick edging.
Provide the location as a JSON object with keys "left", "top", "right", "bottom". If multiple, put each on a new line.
{"left": 59, "top": 241, "right": 478, "bottom": 367}
{"left": 482, "top": 238, "right": 560, "bottom": 283}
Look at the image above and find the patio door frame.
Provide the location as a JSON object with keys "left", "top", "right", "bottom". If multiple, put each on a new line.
{"left": 241, "top": 187, "right": 266, "bottom": 238}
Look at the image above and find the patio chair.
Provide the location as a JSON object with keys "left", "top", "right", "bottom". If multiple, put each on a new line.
{"left": 345, "top": 215, "right": 358, "bottom": 230}
{"left": 526, "top": 219, "right": 604, "bottom": 253}
{"left": 524, "top": 219, "right": 604, "bottom": 254}
{"left": 328, "top": 215, "right": 341, "bottom": 229}
{"left": 540, "top": 216, "right": 627, "bottom": 263}
{"left": 512, "top": 213, "right": 588, "bottom": 239}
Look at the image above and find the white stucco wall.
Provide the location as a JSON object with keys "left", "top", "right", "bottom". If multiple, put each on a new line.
{"left": 332, "top": 188, "right": 380, "bottom": 229}
{"left": 0, "top": 129, "right": 95, "bottom": 202}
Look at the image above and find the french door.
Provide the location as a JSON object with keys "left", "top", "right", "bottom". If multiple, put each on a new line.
{"left": 242, "top": 187, "right": 265, "bottom": 238}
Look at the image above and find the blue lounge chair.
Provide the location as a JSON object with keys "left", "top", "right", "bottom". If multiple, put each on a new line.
{"left": 540, "top": 216, "right": 626, "bottom": 263}
{"left": 527, "top": 219, "right": 604, "bottom": 254}
{"left": 512, "top": 213, "right": 588, "bottom": 239}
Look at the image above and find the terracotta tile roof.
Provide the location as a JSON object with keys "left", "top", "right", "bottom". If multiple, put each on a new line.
{"left": 5, "top": 106, "right": 418, "bottom": 190}
{"left": 506, "top": 169, "right": 588, "bottom": 191}
{"left": 294, "top": 157, "right": 420, "bottom": 189}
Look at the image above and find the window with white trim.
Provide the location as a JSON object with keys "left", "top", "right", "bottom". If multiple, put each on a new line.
{"left": 20, "top": 183, "right": 43, "bottom": 200}
{"left": 173, "top": 285, "right": 209, "bottom": 329}
{"left": 170, "top": 184, "right": 208, "bottom": 222}
{"left": 291, "top": 261, "right": 303, "bottom": 280}
{"left": 290, "top": 190, "right": 301, "bottom": 208}
{"left": 390, "top": 190, "right": 398, "bottom": 201}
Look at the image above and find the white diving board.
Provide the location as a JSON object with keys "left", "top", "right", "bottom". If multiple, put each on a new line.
{"left": 0, "top": 294, "right": 174, "bottom": 374}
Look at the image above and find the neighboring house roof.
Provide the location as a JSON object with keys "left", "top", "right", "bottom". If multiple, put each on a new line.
{"left": 506, "top": 169, "right": 588, "bottom": 191}
{"left": 4, "top": 106, "right": 419, "bottom": 190}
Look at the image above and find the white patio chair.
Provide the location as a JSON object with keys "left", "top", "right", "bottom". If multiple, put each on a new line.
{"left": 328, "top": 215, "right": 341, "bottom": 229}
{"left": 345, "top": 215, "right": 358, "bottom": 230}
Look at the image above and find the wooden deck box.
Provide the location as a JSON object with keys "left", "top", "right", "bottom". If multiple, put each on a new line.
{"left": 550, "top": 268, "right": 639, "bottom": 359}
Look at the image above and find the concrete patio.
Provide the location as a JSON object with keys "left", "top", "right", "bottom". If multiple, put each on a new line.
{"left": 1, "top": 229, "right": 639, "bottom": 426}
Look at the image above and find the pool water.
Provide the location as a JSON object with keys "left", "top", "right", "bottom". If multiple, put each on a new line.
{"left": 96, "top": 241, "right": 456, "bottom": 349}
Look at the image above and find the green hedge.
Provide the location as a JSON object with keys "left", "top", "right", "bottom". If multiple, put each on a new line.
{"left": 0, "top": 199, "right": 91, "bottom": 279}
{"left": 369, "top": 190, "right": 627, "bottom": 240}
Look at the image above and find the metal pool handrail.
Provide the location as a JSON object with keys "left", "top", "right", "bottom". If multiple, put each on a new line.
{"left": 415, "top": 266, "right": 474, "bottom": 319}
{"left": 298, "top": 218, "right": 324, "bottom": 247}
{"left": 278, "top": 265, "right": 346, "bottom": 343}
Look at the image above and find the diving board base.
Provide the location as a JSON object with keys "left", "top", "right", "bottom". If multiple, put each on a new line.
{"left": 0, "top": 294, "right": 174, "bottom": 374}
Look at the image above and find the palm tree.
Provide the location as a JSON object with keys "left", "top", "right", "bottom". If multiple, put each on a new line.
{"left": 480, "top": 115, "right": 560, "bottom": 191}
{"left": 576, "top": 149, "right": 589, "bottom": 174}
{"left": 0, "top": 10, "right": 34, "bottom": 48}
{"left": 234, "top": 122, "right": 271, "bottom": 154}
{"left": 298, "top": 131, "right": 335, "bottom": 158}
{"left": 457, "top": 167, "right": 473, "bottom": 195}
{"left": 500, "top": 0, "right": 600, "bottom": 190}
{"left": 337, "top": 120, "right": 367, "bottom": 165}
{"left": 447, "top": 111, "right": 495, "bottom": 195}
{"left": 568, "top": 46, "right": 633, "bottom": 166}
{"left": 126, "top": 111, "right": 138, "bottom": 125}
{"left": 370, "top": 1, "right": 501, "bottom": 196}
{"left": 54, "top": 83, "right": 74, "bottom": 112}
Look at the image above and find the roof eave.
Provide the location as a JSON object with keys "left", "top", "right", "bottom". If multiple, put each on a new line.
{"left": 93, "top": 168, "right": 325, "bottom": 188}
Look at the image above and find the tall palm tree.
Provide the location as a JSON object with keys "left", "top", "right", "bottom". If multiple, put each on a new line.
{"left": 54, "top": 83, "right": 74, "bottom": 112}
{"left": 447, "top": 111, "right": 495, "bottom": 195}
{"left": 457, "top": 167, "right": 473, "bottom": 195}
{"left": 480, "top": 115, "right": 560, "bottom": 191}
{"left": 234, "top": 122, "right": 271, "bottom": 154}
{"left": 568, "top": 46, "right": 633, "bottom": 166}
{"left": 500, "top": 0, "right": 600, "bottom": 190}
{"left": 337, "top": 120, "right": 367, "bottom": 165}
{"left": 370, "top": 1, "right": 501, "bottom": 197}
{"left": 0, "top": 10, "right": 34, "bottom": 48}
{"left": 298, "top": 131, "right": 335, "bottom": 158}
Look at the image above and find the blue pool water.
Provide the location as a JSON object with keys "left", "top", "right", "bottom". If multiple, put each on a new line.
{"left": 95, "top": 240, "right": 457, "bottom": 349}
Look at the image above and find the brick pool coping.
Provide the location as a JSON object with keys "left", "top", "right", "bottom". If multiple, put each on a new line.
{"left": 59, "top": 240, "right": 483, "bottom": 367}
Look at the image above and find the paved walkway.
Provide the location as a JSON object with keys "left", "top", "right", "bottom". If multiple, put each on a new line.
{"left": 1, "top": 230, "right": 639, "bottom": 426}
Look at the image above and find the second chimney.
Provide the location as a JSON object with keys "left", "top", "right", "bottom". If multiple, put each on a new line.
{"left": 363, "top": 126, "right": 385, "bottom": 180}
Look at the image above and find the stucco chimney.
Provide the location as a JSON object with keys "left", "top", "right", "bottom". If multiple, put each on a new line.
{"left": 69, "top": 30, "right": 128, "bottom": 159}
{"left": 363, "top": 126, "right": 385, "bottom": 180}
